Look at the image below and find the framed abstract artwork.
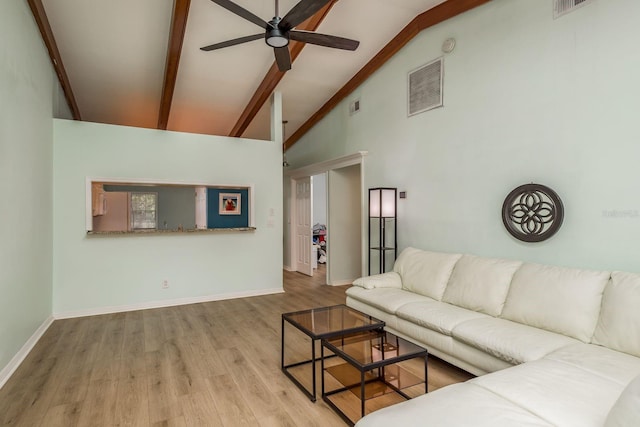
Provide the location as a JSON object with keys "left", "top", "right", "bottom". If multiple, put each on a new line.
{"left": 219, "top": 193, "right": 241, "bottom": 215}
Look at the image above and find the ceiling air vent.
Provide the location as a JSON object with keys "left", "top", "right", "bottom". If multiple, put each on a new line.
{"left": 554, "top": 0, "right": 594, "bottom": 19}
{"left": 408, "top": 57, "right": 443, "bottom": 117}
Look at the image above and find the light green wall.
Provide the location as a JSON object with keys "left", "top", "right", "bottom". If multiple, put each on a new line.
{"left": 155, "top": 186, "right": 196, "bottom": 230}
{"left": 328, "top": 165, "right": 362, "bottom": 283}
{"left": 53, "top": 120, "right": 283, "bottom": 315}
{"left": 53, "top": 76, "right": 73, "bottom": 120}
{"left": 287, "top": 0, "right": 640, "bottom": 273}
{"left": 312, "top": 173, "right": 327, "bottom": 226}
{"left": 0, "top": 2, "right": 54, "bottom": 372}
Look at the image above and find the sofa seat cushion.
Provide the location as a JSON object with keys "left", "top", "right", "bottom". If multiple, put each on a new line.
{"left": 593, "top": 271, "right": 640, "bottom": 357}
{"left": 544, "top": 343, "right": 640, "bottom": 386}
{"left": 393, "top": 247, "right": 461, "bottom": 300}
{"left": 345, "top": 286, "right": 433, "bottom": 315}
{"left": 396, "top": 301, "right": 490, "bottom": 337}
{"left": 452, "top": 317, "right": 579, "bottom": 365}
{"left": 442, "top": 254, "right": 522, "bottom": 316}
{"left": 604, "top": 374, "right": 640, "bottom": 427}
{"left": 355, "top": 382, "right": 553, "bottom": 427}
{"left": 501, "top": 262, "right": 610, "bottom": 342}
{"left": 472, "top": 359, "right": 626, "bottom": 427}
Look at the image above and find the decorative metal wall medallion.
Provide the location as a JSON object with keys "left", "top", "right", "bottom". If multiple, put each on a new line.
{"left": 502, "top": 183, "right": 564, "bottom": 242}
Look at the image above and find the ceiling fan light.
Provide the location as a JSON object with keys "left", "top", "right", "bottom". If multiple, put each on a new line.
{"left": 265, "top": 28, "right": 289, "bottom": 48}
{"left": 267, "top": 36, "right": 288, "bottom": 47}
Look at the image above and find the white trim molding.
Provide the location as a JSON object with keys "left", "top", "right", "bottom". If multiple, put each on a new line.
{"left": 86, "top": 177, "right": 256, "bottom": 231}
{"left": 54, "top": 288, "right": 284, "bottom": 319}
{"left": 0, "top": 316, "right": 54, "bottom": 390}
{"left": 329, "top": 279, "right": 355, "bottom": 286}
{"left": 285, "top": 151, "right": 368, "bottom": 179}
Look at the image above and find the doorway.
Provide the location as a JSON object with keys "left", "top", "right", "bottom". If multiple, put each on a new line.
{"left": 287, "top": 153, "right": 366, "bottom": 286}
{"left": 312, "top": 173, "right": 328, "bottom": 274}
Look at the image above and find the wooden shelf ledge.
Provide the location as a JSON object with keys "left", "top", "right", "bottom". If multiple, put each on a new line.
{"left": 87, "top": 227, "right": 256, "bottom": 236}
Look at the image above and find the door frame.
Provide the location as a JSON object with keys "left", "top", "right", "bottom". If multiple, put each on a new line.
{"left": 286, "top": 151, "right": 368, "bottom": 284}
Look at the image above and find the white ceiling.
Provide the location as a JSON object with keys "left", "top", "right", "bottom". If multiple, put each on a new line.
{"left": 42, "top": 0, "right": 445, "bottom": 141}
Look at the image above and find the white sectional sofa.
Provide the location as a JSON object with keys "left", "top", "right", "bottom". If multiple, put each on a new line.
{"left": 346, "top": 247, "right": 640, "bottom": 427}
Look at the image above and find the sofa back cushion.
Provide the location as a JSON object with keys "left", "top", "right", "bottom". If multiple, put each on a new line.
{"left": 593, "top": 271, "right": 640, "bottom": 357}
{"left": 393, "top": 247, "right": 461, "bottom": 300}
{"left": 442, "top": 255, "right": 522, "bottom": 317}
{"left": 501, "top": 263, "right": 609, "bottom": 342}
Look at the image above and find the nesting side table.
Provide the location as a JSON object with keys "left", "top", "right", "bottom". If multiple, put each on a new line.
{"left": 281, "top": 305, "right": 384, "bottom": 402}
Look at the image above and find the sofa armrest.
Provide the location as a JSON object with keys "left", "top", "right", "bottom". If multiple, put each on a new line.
{"left": 352, "top": 272, "right": 403, "bottom": 290}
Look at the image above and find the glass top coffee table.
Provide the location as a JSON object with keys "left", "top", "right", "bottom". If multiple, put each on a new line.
{"left": 281, "top": 305, "right": 384, "bottom": 401}
{"left": 321, "top": 330, "right": 428, "bottom": 426}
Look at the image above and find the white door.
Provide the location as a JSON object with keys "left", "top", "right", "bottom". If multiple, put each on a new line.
{"left": 295, "top": 177, "right": 313, "bottom": 276}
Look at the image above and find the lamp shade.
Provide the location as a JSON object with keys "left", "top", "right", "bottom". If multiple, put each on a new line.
{"left": 369, "top": 189, "right": 381, "bottom": 217}
{"left": 381, "top": 189, "right": 396, "bottom": 217}
{"left": 369, "top": 188, "right": 396, "bottom": 218}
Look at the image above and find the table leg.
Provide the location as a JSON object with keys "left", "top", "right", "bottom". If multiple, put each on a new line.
{"left": 424, "top": 354, "right": 429, "bottom": 394}
{"left": 281, "top": 315, "right": 285, "bottom": 370}
{"left": 311, "top": 338, "right": 317, "bottom": 402}
{"left": 281, "top": 318, "right": 317, "bottom": 402}
{"left": 321, "top": 343, "right": 325, "bottom": 398}
{"left": 361, "top": 370, "right": 366, "bottom": 418}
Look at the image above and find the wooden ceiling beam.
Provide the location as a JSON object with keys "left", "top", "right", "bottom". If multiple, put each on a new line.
{"left": 284, "top": 0, "right": 492, "bottom": 150}
{"left": 228, "top": 0, "right": 338, "bottom": 138}
{"left": 158, "top": 0, "right": 192, "bottom": 130}
{"left": 27, "top": 0, "right": 81, "bottom": 120}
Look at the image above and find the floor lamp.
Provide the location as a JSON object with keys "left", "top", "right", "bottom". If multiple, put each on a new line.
{"left": 368, "top": 188, "right": 397, "bottom": 275}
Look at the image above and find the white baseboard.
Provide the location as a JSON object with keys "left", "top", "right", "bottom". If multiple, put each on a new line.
{"left": 54, "top": 287, "right": 285, "bottom": 319}
{"left": 329, "top": 279, "right": 353, "bottom": 286}
{"left": 283, "top": 265, "right": 294, "bottom": 271}
{"left": 0, "top": 316, "right": 54, "bottom": 390}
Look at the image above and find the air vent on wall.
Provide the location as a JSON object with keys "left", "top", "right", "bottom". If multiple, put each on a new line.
{"left": 554, "top": 0, "right": 594, "bottom": 19}
{"left": 349, "top": 99, "right": 361, "bottom": 115}
{"left": 408, "top": 57, "right": 443, "bottom": 117}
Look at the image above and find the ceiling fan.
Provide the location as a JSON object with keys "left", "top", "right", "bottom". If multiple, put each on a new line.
{"left": 200, "top": 0, "right": 360, "bottom": 71}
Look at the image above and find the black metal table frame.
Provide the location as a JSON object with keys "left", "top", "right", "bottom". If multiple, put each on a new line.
{"left": 321, "top": 333, "right": 428, "bottom": 426}
{"left": 281, "top": 305, "right": 385, "bottom": 402}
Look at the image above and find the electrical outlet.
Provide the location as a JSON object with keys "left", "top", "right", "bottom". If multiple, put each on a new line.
{"left": 162, "top": 280, "right": 169, "bottom": 289}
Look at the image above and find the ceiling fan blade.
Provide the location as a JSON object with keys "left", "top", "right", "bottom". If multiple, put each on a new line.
{"left": 209, "top": 0, "right": 268, "bottom": 29}
{"left": 289, "top": 30, "right": 359, "bottom": 50}
{"left": 200, "top": 33, "right": 264, "bottom": 51}
{"left": 274, "top": 47, "right": 292, "bottom": 71}
{"left": 280, "top": 0, "right": 331, "bottom": 30}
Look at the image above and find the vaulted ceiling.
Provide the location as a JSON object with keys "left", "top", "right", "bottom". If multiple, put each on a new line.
{"left": 29, "top": 0, "right": 490, "bottom": 149}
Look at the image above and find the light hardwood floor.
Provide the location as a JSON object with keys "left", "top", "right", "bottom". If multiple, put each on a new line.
{"left": 0, "top": 267, "right": 473, "bottom": 426}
